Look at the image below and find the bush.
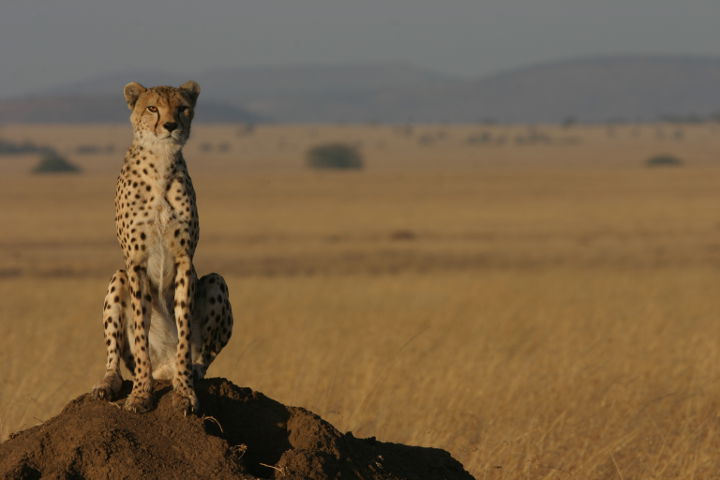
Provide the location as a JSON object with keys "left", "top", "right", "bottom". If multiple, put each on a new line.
{"left": 306, "top": 143, "right": 363, "bottom": 170}
{"left": 76, "top": 144, "right": 114, "bottom": 154}
{"left": 646, "top": 154, "right": 683, "bottom": 168}
{"left": 465, "top": 132, "right": 493, "bottom": 145}
{"left": 32, "top": 150, "right": 81, "bottom": 174}
{"left": 417, "top": 134, "right": 435, "bottom": 146}
{"left": 0, "top": 139, "right": 45, "bottom": 154}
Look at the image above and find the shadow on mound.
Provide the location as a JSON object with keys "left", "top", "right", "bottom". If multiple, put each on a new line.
{"left": 0, "top": 378, "right": 475, "bottom": 480}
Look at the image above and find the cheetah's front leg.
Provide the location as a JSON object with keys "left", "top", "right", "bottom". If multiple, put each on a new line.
{"left": 125, "top": 264, "right": 154, "bottom": 413}
{"left": 91, "top": 269, "right": 129, "bottom": 401}
{"left": 172, "top": 255, "right": 198, "bottom": 414}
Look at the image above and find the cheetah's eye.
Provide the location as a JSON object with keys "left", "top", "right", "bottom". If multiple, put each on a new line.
{"left": 146, "top": 106, "right": 158, "bottom": 113}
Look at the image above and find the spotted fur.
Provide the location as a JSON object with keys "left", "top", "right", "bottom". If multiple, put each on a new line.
{"left": 91, "top": 81, "right": 234, "bottom": 414}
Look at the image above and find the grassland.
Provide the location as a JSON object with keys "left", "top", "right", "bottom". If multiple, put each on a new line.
{"left": 2, "top": 123, "right": 720, "bottom": 478}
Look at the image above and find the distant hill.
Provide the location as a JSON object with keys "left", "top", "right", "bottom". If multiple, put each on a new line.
{"left": 194, "top": 63, "right": 462, "bottom": 123}
{"left": 0, "top": 95, "right": 264, "bottom": 124}
{"left": 405, "top": 55, "right": 720, "bottom": 123}
{"left": 2, "top": 55, "right": 720, "bottom": 123}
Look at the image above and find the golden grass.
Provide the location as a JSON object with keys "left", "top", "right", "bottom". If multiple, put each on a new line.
{"left": 3, "top": 123, "right": 720, "bottom": 478}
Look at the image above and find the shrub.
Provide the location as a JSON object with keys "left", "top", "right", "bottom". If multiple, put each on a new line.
{"left": 0, "top": 139, "right": 44, "bottom": 154}
{"left": 417, "top": 134, "right": 435, "bottom": 146}
{"left": 76, "top": 144, "right": 102, "bottom": 154}
{"left": 306, "top": 143, "right": 363, "bottom": 170}
{"left": 76, "top": 144, "right": 114, "bottom": 154}
{"left": 646, "top": 154, "right": 683, "bottom": 168}
{"left": 32, "top": 150, "right": 81, "bottom": 174}
{"left": 465, "top": 132, "right": 493, "bottom": 145}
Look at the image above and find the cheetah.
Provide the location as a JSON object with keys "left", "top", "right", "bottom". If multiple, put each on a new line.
{"left": 91, "top": 81, "right": 233, "bottom": 414}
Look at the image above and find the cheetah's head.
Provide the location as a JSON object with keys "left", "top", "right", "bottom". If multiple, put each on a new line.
{"left": 124, "top": 81, "right": 200, "bottom": 146}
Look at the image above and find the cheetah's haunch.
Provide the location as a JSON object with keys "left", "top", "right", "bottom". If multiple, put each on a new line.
{"left": 91, "top": 81, "right": 234, "bottom": 414}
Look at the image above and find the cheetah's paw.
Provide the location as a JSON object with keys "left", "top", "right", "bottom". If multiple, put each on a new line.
{"left": 124, "top": 390, "right": 154, "bottom": 413}
{"left": 172, "top": 389, "right": 199, "bottom": 416}
{"left": 91, "top": 374, "right": 122, "bottom": 401}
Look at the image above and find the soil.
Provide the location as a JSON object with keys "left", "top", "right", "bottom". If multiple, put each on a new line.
{"left": 0, "top": 378, "right": 475, "bottom": 479}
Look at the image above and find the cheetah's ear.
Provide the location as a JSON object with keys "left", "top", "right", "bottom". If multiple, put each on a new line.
{"left": 179, "top": 81, "right": 201, "bottom": 106}
{"left": 123, "top": 82, "right": 146, "bottom": 110}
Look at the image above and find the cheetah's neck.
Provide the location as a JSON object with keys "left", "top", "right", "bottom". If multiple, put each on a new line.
{"left": 126, "top": 140, "right": 187, "bottom": 181}
{"left": 123, "top": 140, "right": 189, "bottom": 233}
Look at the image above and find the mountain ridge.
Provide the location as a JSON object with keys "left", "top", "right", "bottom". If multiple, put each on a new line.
{"left": 2, "top": 55, "right": 720, "bottom": 124}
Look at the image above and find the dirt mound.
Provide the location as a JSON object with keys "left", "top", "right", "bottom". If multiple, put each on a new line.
{"left": 0, "top": 378, "right": 474, "bottom": 479}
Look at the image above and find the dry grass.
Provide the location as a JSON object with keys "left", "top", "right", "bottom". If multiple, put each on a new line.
{"left": 3, "top": 123, "right": 720, "bottom": 478}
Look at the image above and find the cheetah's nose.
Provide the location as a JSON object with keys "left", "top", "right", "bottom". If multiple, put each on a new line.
{"left": 163, "top": 122, "right": 178, "bottom": 132}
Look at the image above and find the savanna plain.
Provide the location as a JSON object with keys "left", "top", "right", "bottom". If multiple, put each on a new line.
{"left": 3, "top": 123, "right": 720, "bottom": 479}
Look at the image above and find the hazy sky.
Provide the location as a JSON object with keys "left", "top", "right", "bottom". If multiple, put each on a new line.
{"left": 2, "top": 0, "right": 720, "bottom": 98}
